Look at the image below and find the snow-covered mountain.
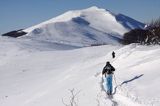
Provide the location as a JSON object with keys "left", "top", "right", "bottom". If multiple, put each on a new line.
{"left": 20, "top": 6, "right": 145, "bottom": 46}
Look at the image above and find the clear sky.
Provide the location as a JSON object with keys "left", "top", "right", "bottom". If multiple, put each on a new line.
{"left": 0, "top": 0, "right": 160, "bottom": 34}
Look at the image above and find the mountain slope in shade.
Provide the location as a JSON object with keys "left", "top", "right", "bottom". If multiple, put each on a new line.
{"left": 20, "top": 6, "right": 145, "bottom": 46}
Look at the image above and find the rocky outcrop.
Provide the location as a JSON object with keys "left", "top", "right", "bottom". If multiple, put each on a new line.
{"left": 2, "top": 29, "right": 27, "bottom": 38}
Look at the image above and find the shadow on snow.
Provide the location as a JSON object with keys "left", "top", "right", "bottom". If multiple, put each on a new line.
{"left": 112, "top": 74, "right": 144, "bottom": 95}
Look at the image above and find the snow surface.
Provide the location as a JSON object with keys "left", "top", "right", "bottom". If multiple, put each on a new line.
{"left": 0, "top": 6, "right": 157, "bottom": 106}
{"left": 0, "top": 36, "right": 160, "bottom": 106}
{"left": 22, "top": 6, "right": 145, "bottom": 47}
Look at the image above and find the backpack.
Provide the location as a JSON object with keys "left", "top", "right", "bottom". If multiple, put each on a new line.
{"left": 102, "top": 64, "right": 115, "bottom": 75}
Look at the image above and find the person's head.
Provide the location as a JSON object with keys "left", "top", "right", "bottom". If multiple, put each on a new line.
{"left": 106, "top": 61, "right": 110, "bottom": 65}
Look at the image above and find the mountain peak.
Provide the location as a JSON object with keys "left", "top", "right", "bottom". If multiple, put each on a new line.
{"left": 84, "top": 6, "right": 101, "bottom": 11}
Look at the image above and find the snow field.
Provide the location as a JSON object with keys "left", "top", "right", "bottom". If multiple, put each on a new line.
{"left": 0, "top": 37, "right": 160, "bottom": 106}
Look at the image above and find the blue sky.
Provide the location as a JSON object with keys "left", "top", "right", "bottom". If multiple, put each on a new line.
{"left": 0, "top": 0, "right": 160, "bottom": 34}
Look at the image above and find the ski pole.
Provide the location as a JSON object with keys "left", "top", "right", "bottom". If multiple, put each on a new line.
{"left": 113, "top": 74, "right": 118, "bottom": 86}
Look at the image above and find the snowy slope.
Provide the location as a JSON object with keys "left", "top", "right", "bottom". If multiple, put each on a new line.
{"left": 21, "top": 6, "right": 145, "bottom": 46}
{"left": 0, "top": 35, "right": 160, "bottom": 106}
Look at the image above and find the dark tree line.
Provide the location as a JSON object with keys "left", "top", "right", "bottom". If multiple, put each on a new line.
{"left": 2, "top": 29, "right": 27, "bottom": 38}
{"left": 123, "top": 18, "right": 160, "bottom": 45}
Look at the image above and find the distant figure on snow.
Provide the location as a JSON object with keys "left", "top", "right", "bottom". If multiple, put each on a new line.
{"left": 102, "top": 61, "right": 115, "bottom": 95}
{"left": 112, "top": 51, "right": 115, "bottom": 58}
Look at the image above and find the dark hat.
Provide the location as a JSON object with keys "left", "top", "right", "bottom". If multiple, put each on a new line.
{"left": 106, "top": 61, "right": 110, "bottom": 64}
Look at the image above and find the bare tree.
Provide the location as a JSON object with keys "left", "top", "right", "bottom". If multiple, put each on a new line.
{"left": 123, "top": 17, "right": 160, "bottom": 45}
{"left": 62, "top": 89, "right": 81, "bottom": 106}
{"left": 149, "top": 17, "right": 160, "bottom": 28}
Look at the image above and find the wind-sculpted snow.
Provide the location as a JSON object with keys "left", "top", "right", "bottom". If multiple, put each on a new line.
{"left": 72, "top": 17, "right": 90, "bottom": 26}
{"left": 25, "top": 18, "right": 122, "bottom": 46}
{"left": 32, "top": 28, "right": 43, "bottom": 35}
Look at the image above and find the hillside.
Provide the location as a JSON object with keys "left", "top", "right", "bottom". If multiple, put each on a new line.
{"left": 0, "top": 36, "right": 160, "bottom": 106}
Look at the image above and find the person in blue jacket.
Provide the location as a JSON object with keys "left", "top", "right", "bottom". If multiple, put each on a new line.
{"left": 102, "top": 61, "right": 115, "bottom": 95}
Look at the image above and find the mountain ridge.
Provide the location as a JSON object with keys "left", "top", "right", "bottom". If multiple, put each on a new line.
{"left": 2, "top": 6, "right": 145, "bottom": 47}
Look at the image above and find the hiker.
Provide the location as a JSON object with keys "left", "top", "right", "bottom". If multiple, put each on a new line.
{"left": 112, "top": 51, "right": 115, "bottom": 58}
{"left": 102, "top": 61, "right": 115, "bottom": 95}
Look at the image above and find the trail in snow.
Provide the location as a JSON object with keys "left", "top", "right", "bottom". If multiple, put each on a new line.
{"left": 100, "top": 77, "right": 118, "bottom": 106}
{"left": 100, "top": 72, "right": 143, "bottom": 106}
{"left": 99, "top": 45, "right": 157, "bottom": 106}
{"left": 110, "top": 44, "right": 160, "bottom": 106}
